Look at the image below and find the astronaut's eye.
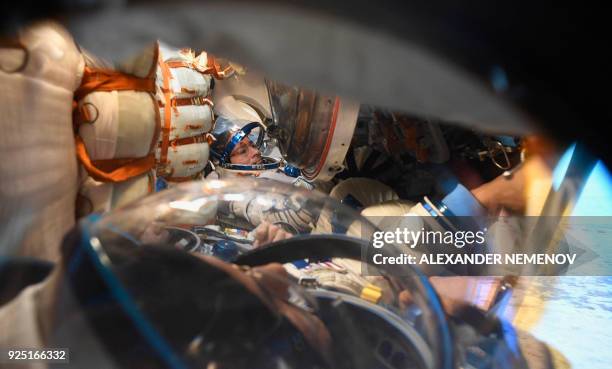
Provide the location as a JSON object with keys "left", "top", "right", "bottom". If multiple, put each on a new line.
{"left": 232, "top": 142, "right": 250, "bottom": 157}
{"left": 233, "top": 147, "right": 247, "bottom": 157}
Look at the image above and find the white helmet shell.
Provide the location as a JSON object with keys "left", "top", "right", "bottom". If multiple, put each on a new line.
{"left": 212, "top": 71, "right": 272, "bottom": 123}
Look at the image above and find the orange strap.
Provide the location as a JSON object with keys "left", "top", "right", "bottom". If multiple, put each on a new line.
{"left": 75, "top": 66, "right": 156, "bottom": 101}
{"left": 165, "top": 175, "right": 198, "bottom": 183}
{"left": 206, "top": 55, "right": 234, "bottom": 79}
{"left": 159, "top": 134, "right": 213, "bottom": 182}
{"left": 158, "top": 56, "right": 174, "bottom": 166}
{"left": 161, "top": 133, "right": 209, "bottom": 149}
{"left": 75, "top": 136, "right": 155, "bottom": 183}
{"left": 147, "top": 171, "right": 155, "bottom": 194}
{"left": 164, "top": 53, "right": 234, "bottom": 79}
{"left": 74, "top": 50, "right": 159, "bottom": 183}
{"left": 165, "top": 60, "right": 196, "bottom": 70}
{"left": 205, "top": 133, "right": 216, "bottom": 146}
{"left": 157, "top": 95, "right": 213, "bottom": 108}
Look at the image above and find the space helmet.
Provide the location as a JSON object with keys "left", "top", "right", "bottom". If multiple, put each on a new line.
{"left": 49, "top": 178, "right": 502, "bottom": 369}
{"left": 209, "top": 94, "right": 282, "bottom": 177}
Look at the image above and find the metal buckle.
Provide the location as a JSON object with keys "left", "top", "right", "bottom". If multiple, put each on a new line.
{"left": 484, "top": 139, "right": 512, "bottom": 170}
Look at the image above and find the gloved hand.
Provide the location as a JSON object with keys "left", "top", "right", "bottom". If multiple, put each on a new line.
{"left": 471, "top": 157, "right": 550, "bottom": 215}
{"left": 252, "top": 221, "right": 294, "bottom": 248}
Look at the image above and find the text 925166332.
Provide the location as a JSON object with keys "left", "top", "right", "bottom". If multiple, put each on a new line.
{"left": 0, "top": 349, "right": 69, "bottom": 363}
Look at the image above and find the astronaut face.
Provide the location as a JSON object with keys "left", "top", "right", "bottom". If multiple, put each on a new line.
{"left": 230, "top": 138, "right": 263, "bottom": 165}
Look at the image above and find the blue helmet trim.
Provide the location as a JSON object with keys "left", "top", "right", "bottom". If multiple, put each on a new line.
{"left": 211, "top": 122, "right": 264, "bottom": 165}
{"left": 283, "top": 164, "right": 301, "bottom": 178}
{"left": 220, "top": 156, "right": 281, "bottom": 171}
